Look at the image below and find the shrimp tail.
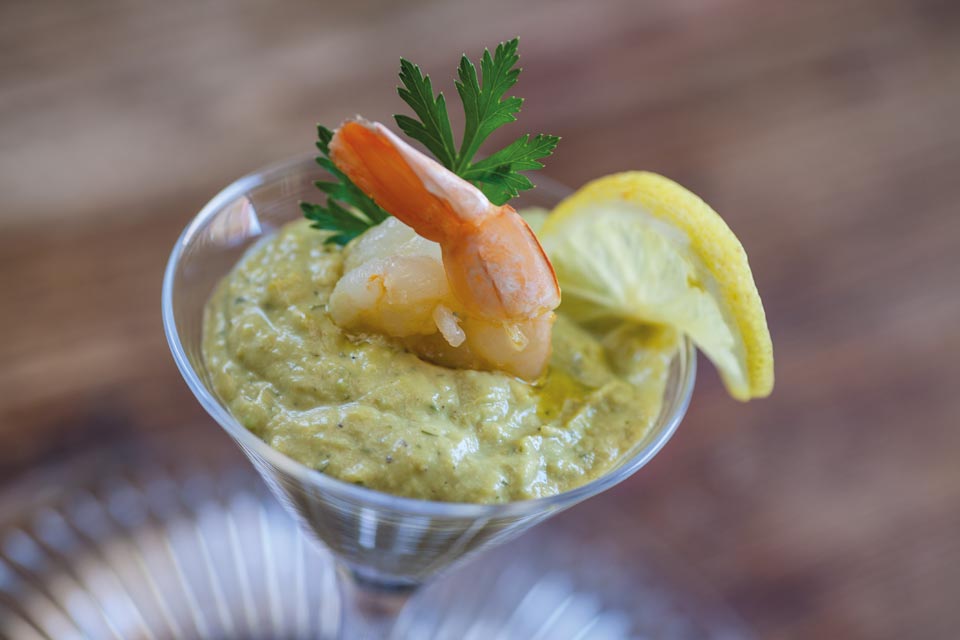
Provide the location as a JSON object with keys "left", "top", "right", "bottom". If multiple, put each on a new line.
{"left": 330, "top": 119, "right": 487, "bottom": 242}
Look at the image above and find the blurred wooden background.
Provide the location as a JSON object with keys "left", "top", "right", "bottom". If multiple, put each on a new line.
{"left": 2, "top": 0, "right": 959, "bottom": 637}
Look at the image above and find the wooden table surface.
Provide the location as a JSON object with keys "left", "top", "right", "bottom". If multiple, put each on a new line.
{"left": 2, "top": 0, "right": 958, "bottom": 637}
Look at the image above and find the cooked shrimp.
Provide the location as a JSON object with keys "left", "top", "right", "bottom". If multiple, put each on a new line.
{"left": 328, "top": 217, "right": 458, "bottom": 342}
{"left": 327, "top": 118, "right": 560, "bottom": 380}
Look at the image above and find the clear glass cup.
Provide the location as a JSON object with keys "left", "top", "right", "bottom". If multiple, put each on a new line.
{"left": 162, "top": 153, "right": 697, "bottom": 638}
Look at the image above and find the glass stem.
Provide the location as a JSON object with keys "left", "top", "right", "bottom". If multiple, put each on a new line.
{"left": 335, "top": 563, "right": 417, "bottom": 639}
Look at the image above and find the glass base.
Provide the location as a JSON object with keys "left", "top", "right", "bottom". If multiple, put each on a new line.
{"left": 0, "top": 442, "right": 751, "bottom": 639}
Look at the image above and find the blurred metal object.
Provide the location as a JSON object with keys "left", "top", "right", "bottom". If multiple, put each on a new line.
{"left": 0, "top": 441, "right": 751, "bottom": 639}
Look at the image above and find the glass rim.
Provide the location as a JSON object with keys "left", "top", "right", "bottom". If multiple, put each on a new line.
{"left": 162, "top": 152, "right": 697, "bottom": 519}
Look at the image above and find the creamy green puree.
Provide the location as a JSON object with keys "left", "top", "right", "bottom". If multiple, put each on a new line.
{"left": 203, "top": 218, "right": 679, "bottom": 503}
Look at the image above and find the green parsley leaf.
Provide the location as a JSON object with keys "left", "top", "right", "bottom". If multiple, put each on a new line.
{"left": 454, "top": 38, "right": 523, "bottom": 173}
{"left": 301, "top": 125, "right": 389, "bottom": 245}
{"left": 394, "top": 37, "right": 558, "bottom": 203}
{"left": 395, "top": 59, "right": 458, "bottom": 169}
{"left": 462, "top": 133, "right": 560, "bottom": 205}
{"left": 301, "top": 200, "right": 371, "bottom": 246}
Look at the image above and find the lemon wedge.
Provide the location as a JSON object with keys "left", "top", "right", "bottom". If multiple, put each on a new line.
{"left": 540, "top": 171, "right": 773, "bottom": 400}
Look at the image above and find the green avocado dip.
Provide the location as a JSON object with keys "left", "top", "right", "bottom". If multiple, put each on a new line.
{"left": 202, "top": 218, "right": 679, "bottom": 503}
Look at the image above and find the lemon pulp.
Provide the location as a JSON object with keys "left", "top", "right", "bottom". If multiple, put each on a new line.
{"left": 541, "top": 171, "right": 773, "bottom": 401}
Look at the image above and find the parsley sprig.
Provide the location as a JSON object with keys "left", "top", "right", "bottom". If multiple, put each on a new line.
{"left": 398, "top": 38, "right": 559, "bottom": 204}
{"left": 303, "top": 37, "right": 558, "bottom": 244}
{"left": 396, "top": 58, "right": 458, "bottom": 170}
{"left": 300, "top": 125, "right": 389, "bottom": 245}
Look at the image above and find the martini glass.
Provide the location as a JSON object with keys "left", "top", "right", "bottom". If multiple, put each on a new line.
{"left": 162, "top": 153, "right": 696, "bottom": 638}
